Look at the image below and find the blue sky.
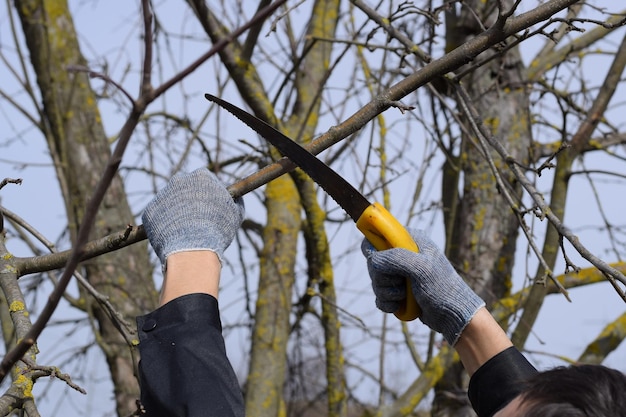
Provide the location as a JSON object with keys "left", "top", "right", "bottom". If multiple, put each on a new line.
{"left": 1, "top": 1, "right": 625, "bottom": 415}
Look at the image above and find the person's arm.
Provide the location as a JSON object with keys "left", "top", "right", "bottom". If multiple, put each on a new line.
{"left": 361, "top": 230, "right": 536, "bottom": 416}
{"left": 454, "top": 307, "right": 513, "bottom": 375}
{"left": 159, "top": 250, "right": 221, "bottom": 305}
{"left": 137, "top": 292, "right": 245, "bottom": 417}
{"left": 361, "top": 230, "right": 486, "bottom": 347}
{"left": 137, "top": 168, "right": 245, "bottom": 417}
{"left": 457, "top": 308, "right": 538, "bottom": 416}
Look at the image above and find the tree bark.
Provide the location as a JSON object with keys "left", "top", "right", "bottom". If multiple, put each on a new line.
{"left": 13, "top": 1, "right": 158, "bottom": 415}
{"left": 438, "top": 2, "right": 532, "bottom": 415}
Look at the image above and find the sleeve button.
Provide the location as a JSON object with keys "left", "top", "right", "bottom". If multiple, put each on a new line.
{"left": 142, "top": 318, "right": 157, "bottom": 332}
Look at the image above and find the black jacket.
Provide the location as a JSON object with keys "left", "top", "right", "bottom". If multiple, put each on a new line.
{"left": 137, "top": 294, "right": 536, "bottom": 417}
{"left": 468, "top": 346, "right": 538, "bottom": 416}
{"left": 137, "top": 294, "right": 245, "bottom": 417}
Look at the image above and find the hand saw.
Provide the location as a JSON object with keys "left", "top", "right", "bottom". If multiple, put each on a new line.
{"left": 205, "top": 94, "right": 421, "bottom": 321}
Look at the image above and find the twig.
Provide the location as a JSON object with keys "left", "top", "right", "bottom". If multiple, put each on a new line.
{"left": 66, "top": 65, "right": 135, "bottom": 105}
{"left": 454, "top": 84, "right": 571, "bottom": 300}
{"left": 385, "top": 100, "right": 416, "bottom": 114}
{"left": 350, "top": 0, "right": 431, "bottom": 63}
{"left": 559, "top": 234, "right": 581, "bottom": 275}
{"left": 456, "top": 83, "right": 626, "bottom": 297}
{"left": 535, "top": 142, "right": 569, "bottom": 176}
{"left": 1, "top": 204, "right": 137, "bottom": 341}
{"left": 0, "top": 178, "right": 22, "bottom": 190}
{"left": 267, "top": 0, "right": 306, "bottom": 34}
{"left": 21, "top": 358, "right": 86, "bottom": 395}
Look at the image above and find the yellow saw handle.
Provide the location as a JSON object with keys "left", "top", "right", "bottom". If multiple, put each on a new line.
{"left": 356, "top": 202, "right": 421, "bottom": 321}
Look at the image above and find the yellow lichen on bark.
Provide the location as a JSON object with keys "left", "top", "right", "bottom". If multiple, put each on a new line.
{"left": 8, "top": 301, "right": 25, "bottom": 313}
{"left": 578, "top": 312, "right": 626, "bottom": 365}
{"left": 298, "top": 173, "right": 347, "bottom": 417}
{"left": 246, "top": 175, "right": 301, "bottom": 417}
{"left": 14, "top": 374, "right": 33, "bottom": 398}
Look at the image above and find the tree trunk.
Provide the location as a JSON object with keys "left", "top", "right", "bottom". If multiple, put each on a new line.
{"left": 437, "top": 2, "right": 532, "bottom": 415}
{"left": 246, "top": 175, "right": 301, "bottom": 417}
{"left": 14, "top": 1, "right": 158, "bottom": 415}
{"left": 186, "top": 1, "right": 343, "bottom": 415}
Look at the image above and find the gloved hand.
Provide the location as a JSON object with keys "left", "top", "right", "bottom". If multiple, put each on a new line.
{"left": 361, "top": 229, "right": 485, "bottom": 345}
{"left": 142, "top": 168, "right": 245, "bottom": 268}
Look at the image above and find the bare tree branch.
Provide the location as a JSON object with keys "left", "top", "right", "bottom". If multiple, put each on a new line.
{"left": 0, "top": 178, "right": 22, "bottom": 190}
{"left": 455, "top": 84, "right": 626, "bottom": 297}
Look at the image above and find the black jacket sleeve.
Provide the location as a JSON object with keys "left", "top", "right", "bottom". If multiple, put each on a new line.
{"left": 136, "top": 293, "right": 245, "bottom": 417}
{"left": 468, "top": 346, "right": 538, "bottom": 417}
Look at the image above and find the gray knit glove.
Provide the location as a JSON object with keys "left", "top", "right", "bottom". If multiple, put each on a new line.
{"left": 361, "top": 229, "right": 485, "bottom": 345}
{"left": 142, "top": 168, "right": 244, "bottom": 268}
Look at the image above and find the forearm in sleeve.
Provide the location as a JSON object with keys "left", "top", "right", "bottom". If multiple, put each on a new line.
{"left": 137, "top": 293, "right": 244, "bottom": 417}
{"left": 468, "top": 346, "right": 538, "bottom": 417}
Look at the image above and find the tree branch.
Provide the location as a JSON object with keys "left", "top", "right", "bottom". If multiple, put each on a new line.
{"left": 455, "top": 83, "right": 626, "bottom": 298}
{"left": 0, "top": 0, "right": 291, "bottom": 383}
{"left": 0, "top": 178, "right": 22, "bottom": 190}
